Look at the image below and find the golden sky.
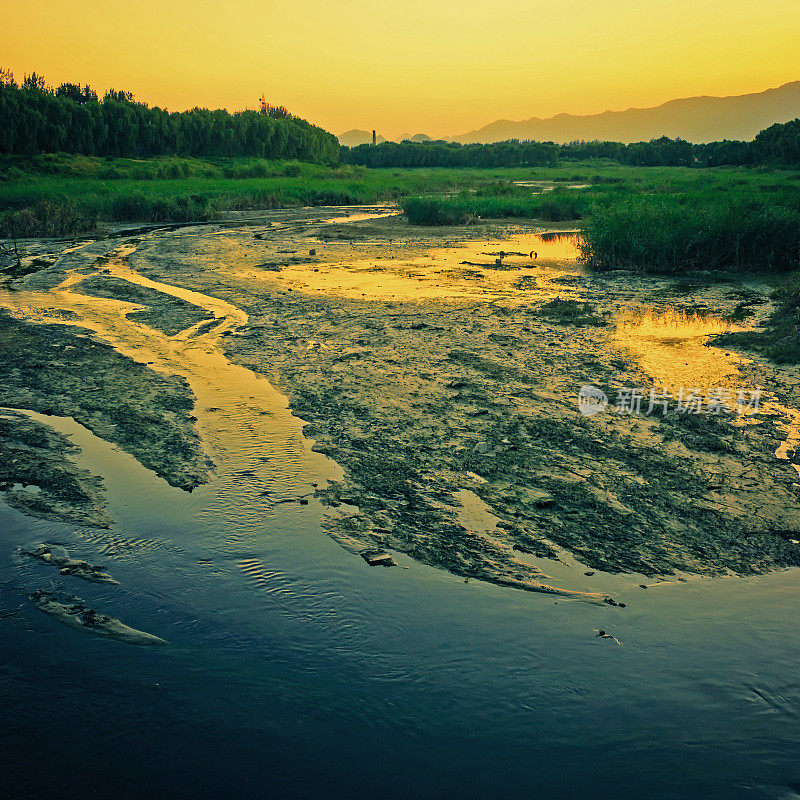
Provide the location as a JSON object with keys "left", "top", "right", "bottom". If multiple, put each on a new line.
{"left": 4, "top": 0, "right": 799, "bottom": 139}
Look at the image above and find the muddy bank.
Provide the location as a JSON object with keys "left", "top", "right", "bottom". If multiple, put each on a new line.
{"left": 76, "top": 273, "right": 214, "bottom": 335}
{"left": 114, "top": 212, "right": 800, "bottom": 583}
{"left": 0, "top": 408, "right": 111, "bottom": 527}
{"left": 30, "top": 590, "right": 168, "bottom": 645}
{"left": 2, "top": 210, "right": 800, "bottom": 596}
{"left": 0, "top": 310, "right": 211, "bottom": 494}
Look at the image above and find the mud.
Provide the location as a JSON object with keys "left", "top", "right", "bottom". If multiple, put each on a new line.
{"left": 0, "top": 408, "right": 111, "bottom": 527}
{"left": 0, "top": 309, "right": 211, "bottom": 495}
{"left": 25, "top": 544, "right": 118, "bottom": 584}
{"left": 77, "top": 274, "right": 214, "bottom": 335}
{"left": 2, "top": 208, "right": 800, "bottom": 598}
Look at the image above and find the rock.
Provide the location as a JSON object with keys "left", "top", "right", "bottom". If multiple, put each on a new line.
{"left": 27, "top": 545, "right": 118, "bottom": 585}
{"left": 360, "top": 549, "right": 396, "bottom": 567}
{"left": 30, "top": 591, "right": 167, "bottom": 646}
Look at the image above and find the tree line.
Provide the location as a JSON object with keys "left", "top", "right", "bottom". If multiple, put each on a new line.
{"left": 342, "top": 124, "right": 800, "bottom": 169}
{"left": 342, "top": 140, "right": 559, "bottom": 168}
{"left": 0, "top": 70, "right": 340, "bottom": 163}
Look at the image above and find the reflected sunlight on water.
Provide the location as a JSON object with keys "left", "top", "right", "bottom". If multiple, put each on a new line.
{"left": 615, "top": 308, "right": 746, "bottom": 392}
{"left": 240, "top": 230, "right": 585, "bottom": 302}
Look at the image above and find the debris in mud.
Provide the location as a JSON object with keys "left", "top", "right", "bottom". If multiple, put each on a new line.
{"left": 26, "top": 544, "right": 118, "bottom": 585}
{"left": 29, "top": 590, "right": 168, "bottom": 646}
{"left": 459, "top": 260, "right": 522, "bottom": 271}
{"left": 360, "top": 549, "right": 397, "bottom": 567}
{"left": 595, "top": 629, "right": 623, "bottom": 645}
{"left": 538, "top": 297, "right": 607, "bottom": 326}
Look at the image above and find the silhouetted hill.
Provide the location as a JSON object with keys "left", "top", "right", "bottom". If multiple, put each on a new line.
{"left": 396, "top": 133, "right": 433, "bottom": 143}
{"left": 337, "top": 129, "right": 386, "bottom": 146}
{"left": 450, "top": 82, "right": 800, "bottom": 144}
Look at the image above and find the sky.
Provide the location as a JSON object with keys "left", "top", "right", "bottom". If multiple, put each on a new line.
{"left": 4, "top": 0, "right": 800, "bottom": 139}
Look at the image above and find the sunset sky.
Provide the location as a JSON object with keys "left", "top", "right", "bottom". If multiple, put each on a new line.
{"left": 4, "top": 0, "right": 800, "bottom": 139}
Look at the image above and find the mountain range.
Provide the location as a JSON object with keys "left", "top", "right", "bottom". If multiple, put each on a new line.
{"left": 339, "top": 81, "right": 800, "bottom": 146}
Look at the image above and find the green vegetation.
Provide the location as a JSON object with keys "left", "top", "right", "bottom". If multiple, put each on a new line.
{"left": 0, "top": 155, "right": 596, "bottom": 236}
{"left": 345, "top": 140, "right": 559, "bottom": 168}
{"left": 345, "top": 121, "right": 800, "bottom": 169}
{"left": 581, "top": 198, "right": 800, "bottom": 273}
{"left": 402, "top": 191, "right": 584, "bottom": 225}
{"left": 397, "top": 163, "right": 800, "bottom": 275}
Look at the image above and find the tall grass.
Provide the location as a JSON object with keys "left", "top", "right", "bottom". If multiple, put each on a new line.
{"left": 0, "top": 199, "right": 97, "bottom": 238}
{"left": 581, "top": 198, "right": 800, "bottom": 273}
{"left": 402, "top": 192, "right": 586, "bottom": 225}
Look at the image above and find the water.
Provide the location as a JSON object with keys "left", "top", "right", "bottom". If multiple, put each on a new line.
{"left": 2, "top": 220, "right": 800, "bottom": 799}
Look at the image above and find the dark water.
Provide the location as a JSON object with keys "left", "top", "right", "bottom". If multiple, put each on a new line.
{"left": 3, "top": 408, "right": 800, "bottom": 800}
{"left": 2, "top": 224, "right": 800, "bottom": 800}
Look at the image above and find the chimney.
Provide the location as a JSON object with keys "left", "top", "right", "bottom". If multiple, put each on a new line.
{"left": 372, "top": 130, "right": 376, "bottom": 145}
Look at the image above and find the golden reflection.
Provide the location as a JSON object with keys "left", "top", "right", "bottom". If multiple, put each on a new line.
{"left": 615, "top": 309, "right": 745, "bottom": 392}
{"left": 239, "top": 231, "right": 583, "bottom": 302}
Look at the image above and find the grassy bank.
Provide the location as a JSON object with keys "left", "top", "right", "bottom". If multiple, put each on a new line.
{"left": 3, "top": 155, "right": 800, "bottom": 283}
{"left": 402, "top": 192, "right": 587, "bottom": 224}
{"left": 400, "top": 164, "right": 800, "bottom": 274}
{"left": 1, "top": 154, "right": 623, "bottom": 237}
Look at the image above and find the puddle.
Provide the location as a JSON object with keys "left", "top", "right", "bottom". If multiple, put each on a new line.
{"left": 615, "top": 308, "right": 746, "bottom": 392}
{"left": 615, "top": 307, "right": 800, "bottom": 479}
{"left": 9, "top": 483, "right": 42, "bottom": 494}
{"left": 321, "top": 210, "right": 400, "bottom": 224}
{"left": 241, "top": 230, "right": 584, "bottom": 302}
{"left": 512, "top": 182, "right": 591, "bottom": 191}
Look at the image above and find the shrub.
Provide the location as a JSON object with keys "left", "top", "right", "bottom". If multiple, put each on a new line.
{"left": 0, "top": 199, "right": 97, "bottom": 237}
{"left": 402, "top": 197, "right": 466, "bottom": 225}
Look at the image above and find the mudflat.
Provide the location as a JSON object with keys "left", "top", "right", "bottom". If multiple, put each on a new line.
{"left": 2, "top": 207, "right": 799, "bottom": 600}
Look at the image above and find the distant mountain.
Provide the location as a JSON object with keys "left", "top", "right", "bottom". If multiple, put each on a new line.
{"left": 396, "top": 133, "right": 433, "bottom": 143}
{"left": 337, "top": 129, "right": 386, "bottom": 147}
{"left": 339, "top": 130, "right": 433, "bottom": 145}
{"left": 450, "top": 81, "right": 800, "bottom": 144}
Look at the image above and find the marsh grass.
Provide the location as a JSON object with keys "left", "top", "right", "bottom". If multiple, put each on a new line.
{"left": 402, "top": 191, "right": 586, "bottom": 225}
{"left": 1, "top": 155, "right": 590, "bottom": 236}
{"left": 581, "top": 198, "right": 800, "bottom": 273}
{"left": 0, "top": 199, "right": 98, "bottom": 237}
